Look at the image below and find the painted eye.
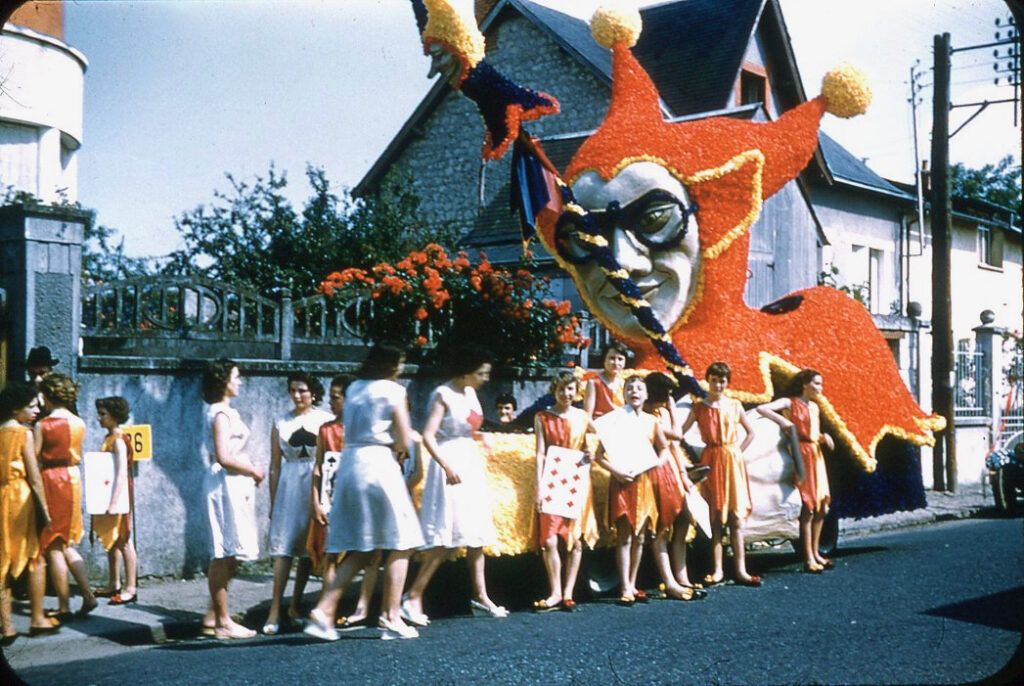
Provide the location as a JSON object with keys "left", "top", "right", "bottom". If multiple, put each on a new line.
{"left": 636, "top": 202, "right": 678, "bottom": 235}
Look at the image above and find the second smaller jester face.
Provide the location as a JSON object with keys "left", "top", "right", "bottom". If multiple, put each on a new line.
{"left": 563, "top": 161, "right": 701, "bottom": 340}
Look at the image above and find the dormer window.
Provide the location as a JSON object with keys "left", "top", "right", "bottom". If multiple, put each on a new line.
{"left": 737, "top": 62, "right": 769, "bottom": 112}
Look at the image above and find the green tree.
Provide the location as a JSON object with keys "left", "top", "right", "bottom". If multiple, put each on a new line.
{"left": 164, "top": 165, "right": 458, "bottom": 295}
{"left": 950, "top": 155, "right": 1021, "bottom": 213}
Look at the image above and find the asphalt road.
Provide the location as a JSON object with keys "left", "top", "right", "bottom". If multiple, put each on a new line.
{"left": 6, "top": 517, "right": 1023, "bottom": 685}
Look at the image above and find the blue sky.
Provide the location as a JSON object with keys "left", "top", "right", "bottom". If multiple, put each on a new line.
{"left": 64, "top": 0, "right": 1019, "bottom": 258}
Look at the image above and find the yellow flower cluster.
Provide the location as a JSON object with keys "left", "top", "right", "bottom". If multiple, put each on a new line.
{"left": 821, "top": 63, "right": 872, "bottom": 119}
{"left": 423, "top": 0, "right": 486, "bottom": 70}
{"left": 590, "top": 4, "right": 642, "bottom": 49}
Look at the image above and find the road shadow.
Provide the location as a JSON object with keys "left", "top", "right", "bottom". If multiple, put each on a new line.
{"left": 923, "top": 586, "right": 1024, "bottom": 632}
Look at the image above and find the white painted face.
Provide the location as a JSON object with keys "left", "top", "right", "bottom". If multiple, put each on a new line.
{"left": 568, "top": 162, "right": 701, "bottom": 340}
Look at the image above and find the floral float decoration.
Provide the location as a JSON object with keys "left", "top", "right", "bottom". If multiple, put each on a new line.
{"left": 406, "top": 1, "right": 944, "bottom": 471}
{"left": 320, "top": 244, "right": 587, "bottom": 367}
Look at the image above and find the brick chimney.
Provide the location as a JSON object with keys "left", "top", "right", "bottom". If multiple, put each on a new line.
{"left": 9, "top": 1, "right": 63, "bottom": 40}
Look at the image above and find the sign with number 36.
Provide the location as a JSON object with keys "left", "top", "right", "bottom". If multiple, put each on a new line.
{"left": 121, "top": 424, "right": 153, "bottom": 461}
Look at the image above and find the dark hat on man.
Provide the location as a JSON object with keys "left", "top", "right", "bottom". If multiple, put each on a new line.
{"left": 26, "top": 346, "right": 60, "bottom": 368}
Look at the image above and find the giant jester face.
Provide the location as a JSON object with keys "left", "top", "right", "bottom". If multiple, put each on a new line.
{"left": 563, "top": 161, "right": 701, "bottom": 340}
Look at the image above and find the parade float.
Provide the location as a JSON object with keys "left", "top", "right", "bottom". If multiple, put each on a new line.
{"left": 379, "top": 0, "right": 947, "bottom": 559}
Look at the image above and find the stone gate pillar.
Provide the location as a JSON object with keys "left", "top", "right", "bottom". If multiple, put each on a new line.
{"left": 0, "top": 204, "right": 88, "bottom": 382}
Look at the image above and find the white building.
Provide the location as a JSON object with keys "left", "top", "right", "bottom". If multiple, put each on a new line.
{"left": 0, "top": 2, "right": 87, "bottom": 203}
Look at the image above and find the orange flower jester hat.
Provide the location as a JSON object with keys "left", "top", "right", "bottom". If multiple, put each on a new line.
{"left": 529, "top": 5, "right": 943, "bottom": 469}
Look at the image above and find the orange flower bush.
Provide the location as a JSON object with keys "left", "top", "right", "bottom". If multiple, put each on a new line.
{"left": 321, "top": 244, "right": 587, "bottom": 366}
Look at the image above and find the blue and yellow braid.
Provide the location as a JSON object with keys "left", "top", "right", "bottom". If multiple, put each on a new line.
{"left": 555, "top": 181, "right": 705, "bottom": 399}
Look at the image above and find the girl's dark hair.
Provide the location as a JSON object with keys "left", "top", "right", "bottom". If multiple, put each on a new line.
{"left": 786, "top": 368, "right": 822, "bottom": 397}
{"left": 602, "top": 341, "right": 633, "bottom": 364}
{"left": 495, "top": 392, "right": 517, "bottom": 410}
{"left": 39, "top": 373, "right": 78, "bottom": 408}
{"left": 357, "top": 343, "right": 405, "bottom": 380}
{"left": 706, "top": 361, "right": 731, "bottom": 381}
{"left": 330, "top": 374, "right": 356, "bottom": 394}
{"left": 448, "top": 346, "right": 493, "bottom": 378}
{"left": 0, "top": 383, "right": 40, "bottom": 420}
{"left": 287, "top": 371, "right": 324, "bottom": 405}
{"left": 96, "top": 396, "right": 131, "bottom": 424}
{"left": 202, "top": 358, "right": 238, "bottom": 404}
{"left": 644, "top": 372, "right": 675, "bottom": 404}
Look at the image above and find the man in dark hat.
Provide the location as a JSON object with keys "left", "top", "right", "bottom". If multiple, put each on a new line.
{"left": 26, "top": 346, "right": 59, "bottom": 387}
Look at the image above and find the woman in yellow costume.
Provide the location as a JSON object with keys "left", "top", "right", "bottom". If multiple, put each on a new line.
{"left": 0, "top": 383, "right": 56, "bottom": 641}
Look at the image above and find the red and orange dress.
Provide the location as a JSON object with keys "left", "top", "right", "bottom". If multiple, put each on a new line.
{"left": 589, "top": 373, "right": 624, "bottom": 419}
{"left": 694, "top": 397, "right": 752, "bottom": 522}
{"left": 38, "top": 415, "right": 85, "bottom": 551}
{"left": 0, "top": 424, "right": 41, "bottom": 580}
{"left": 536, "top": 407, "right": 598, "bottom": 549}
{"left": 91, "top": 433, "right": 134, "bottom": 551}
{"left": 648, "top": 405, "right": 690, "bottom": 534}
{"left": 786, "top": 398, "right": 830, "bottom": 512}
{"left": 605, "top": 408, "right": 659, "bottom": 536}
{"left": 306, "top": 420, "right": 342, "bottom": 570}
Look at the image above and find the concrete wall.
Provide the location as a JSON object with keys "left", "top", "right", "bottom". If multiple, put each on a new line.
{"left": 75, "top": 357, "right": 555, "bottom": 579}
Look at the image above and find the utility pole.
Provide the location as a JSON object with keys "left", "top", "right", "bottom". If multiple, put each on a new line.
{"left": 930, "top": 32, "right": 955, "bottom": 492}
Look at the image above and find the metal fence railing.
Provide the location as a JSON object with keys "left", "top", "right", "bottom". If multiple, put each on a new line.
{"left": 955, "top": 349, "right": 989, "bottom": 419}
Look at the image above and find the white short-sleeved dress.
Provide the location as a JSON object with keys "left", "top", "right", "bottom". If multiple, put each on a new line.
{"left": 204, "top": 402, "right": 259, "bottom": 561}
{"left": 325, "top": 379, "right": 425, "bottom": 553}
{"left": 418, "top": 384, "right": 497, "bottom": 549}
{"left": 268, "top": 407, "right": 333, "bottom": 558}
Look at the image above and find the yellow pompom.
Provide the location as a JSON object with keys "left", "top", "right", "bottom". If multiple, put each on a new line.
{"left": 591, "top": 4, "right": 642, "bottom": 49}
{"left": 821, "top": 63, "right": 872, "bottom": 118}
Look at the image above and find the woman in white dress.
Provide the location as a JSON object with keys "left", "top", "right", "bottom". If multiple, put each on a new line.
{"left": 201, "top": 359, "right": 264, "bottom": 640}
{"left": 264, "top": 372, "right": 332, "bottom": 635}
{"left": 305, "top": 344, "right": 424, "bottom": 641}
{"left": 401, "top": 347, "right": 507, "bottom": 624}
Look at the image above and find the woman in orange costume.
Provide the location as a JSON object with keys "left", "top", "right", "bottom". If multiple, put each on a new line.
{"left": 36, "top": 374, "right": 97, "bottom": 619}
{"left": 91, "top": 396, "right": 138, "bottom": 605}
{"left": 643, "top": 372, "right": 702, "bottom": 592}
{"left": 758, "top": 368, "right": 834, "bottom": 573}
{"left": 681, "top": 363, "right": 759, "bottom": 586}
{"left": 532, "top": 371, "right": 598, "bottom": 612}
{"left": 583, "top": 343, "right": 628, "bottom": 420}
{"left": 0, "top": 383, "right": 56, "bottom": 641}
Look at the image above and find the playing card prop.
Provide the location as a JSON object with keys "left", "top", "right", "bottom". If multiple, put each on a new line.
{"left": 84, "top": 451, "right": 129, "bottom": 515}
{"left": 592, "top": 409, "right": 660, "bottom": 478}
{"left": 538, "top": 445, "right": 588, "bottom": 519}
{"left": 320, "top": 451, "right": 341, "bottom": 514}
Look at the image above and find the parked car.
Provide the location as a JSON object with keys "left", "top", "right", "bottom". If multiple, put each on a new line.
{"left": 987, "top": 431, "right": 1024, "bottom": 515}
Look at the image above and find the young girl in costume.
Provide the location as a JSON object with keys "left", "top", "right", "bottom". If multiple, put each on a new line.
{"left": 757, "top": 368, "right": 834, "bottom": 573}
{"left": 0, "top": 383, "right": 55, "bottom": 640}
{"left": 264, "top": 372, "right": 333, "bottom": 635}
{"left": 36, "top": 374, "right": 97, "bottom": 619}
{"left": 310, "top": 374, "right": 379, "bottom": 630}
{"left": 680, "top": 363, "right": 759, "bottom": 586}
{"left": 644, "top": 373, "right": 703, "bottom": 594}
{"left": 91, "top": 396, "right": 138, "bottom": 606}
{"left": 595, "top": 374, "right": 679, "bottom": 604}
{"left": 584, "top": 343, "right": 629, "bottom": 419}
{"left": 532, "top": 372, "right": 598, "bottom": 612}
{"left": 306, "top": 344, "right": 424, "bottom": 641}
{"left": 403, "top": 348, "right": 508, "bottom": 623}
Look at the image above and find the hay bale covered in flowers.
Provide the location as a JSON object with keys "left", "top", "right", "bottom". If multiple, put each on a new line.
{"left": 320, "top": 244, "right": 589, "bottom": 367}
